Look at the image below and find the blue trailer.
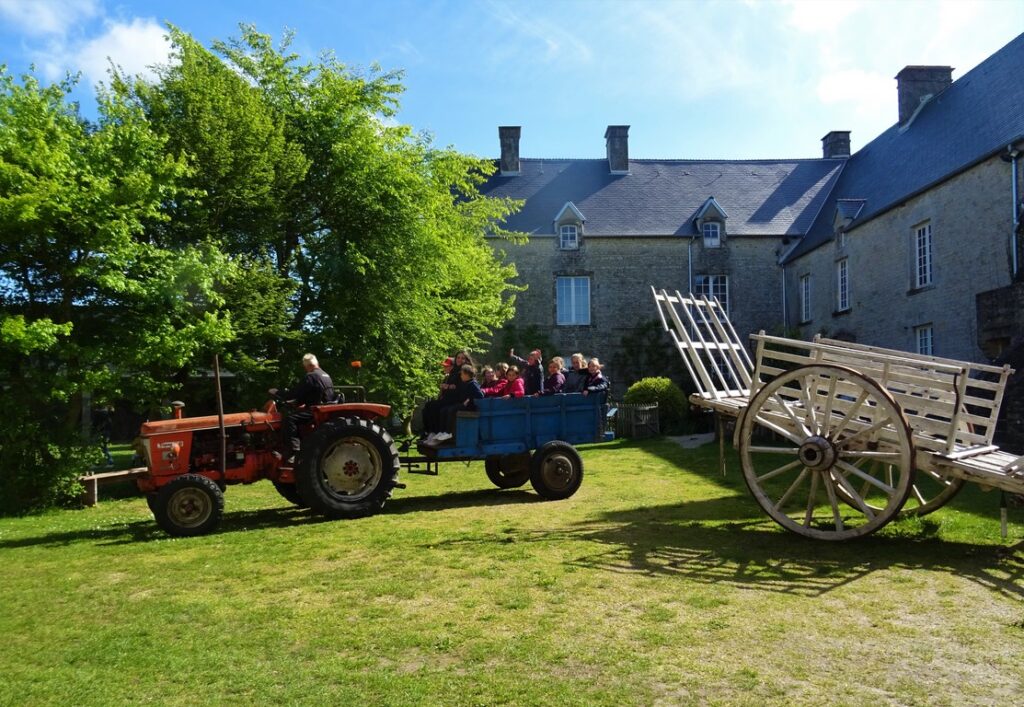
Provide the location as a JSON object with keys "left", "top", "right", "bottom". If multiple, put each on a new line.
{"left": 408, "top": 393, "right": 605, "bottom": 499}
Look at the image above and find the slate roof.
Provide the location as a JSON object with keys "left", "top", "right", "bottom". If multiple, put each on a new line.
{"left": 783, "top": 32, "right": 1024, "bottom": 263}
{"left": 479, "top": 158, "right": 844, "bottom": 237}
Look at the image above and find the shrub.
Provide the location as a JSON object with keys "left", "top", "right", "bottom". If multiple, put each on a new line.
{"left": 623, "top": 377, "right": 687, "bottom": 433}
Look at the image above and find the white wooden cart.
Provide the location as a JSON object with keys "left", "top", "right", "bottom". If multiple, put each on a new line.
{"left": 652, "top": 287, "right": 1023, "bottom": 540}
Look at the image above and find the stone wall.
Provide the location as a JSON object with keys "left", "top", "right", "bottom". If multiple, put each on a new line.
{"left": 786, "top": 155, "right": 1019, "bottom": 362}
{"left": 977, "top": 282, "right": 1024, "bottom": 454}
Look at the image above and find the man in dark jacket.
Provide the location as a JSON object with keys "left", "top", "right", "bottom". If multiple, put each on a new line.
{"left": 270, "top": 353, "right": 335, "bottom": 462}
{"left": 509, "top": 348, "right": 544, "bottom": 396}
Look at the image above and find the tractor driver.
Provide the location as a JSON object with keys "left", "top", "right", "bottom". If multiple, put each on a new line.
{"left": 269, "top": 353, "right": 335, "bottom": 464}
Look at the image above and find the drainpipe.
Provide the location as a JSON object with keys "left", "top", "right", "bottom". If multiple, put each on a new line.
{"left": 1012, "top": 150, "right": 1019, "bottom": 279}
{"left": 781, "top": 264, "right": 788, "bottom": 332}
{"left": 1001, "top": 145, "right": 1020, "bottom": 279}
{"left": 688, "top": 235, "right": 697, "bottom": 293}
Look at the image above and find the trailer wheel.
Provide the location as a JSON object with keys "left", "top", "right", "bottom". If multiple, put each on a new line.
{"left": 272, "top": 481, "right": 308, "bottom": 508}
{"left": 484, "top": 453, "right": 532, "bottom": 489}
{"left": 153, "top": 474, "right": 224, "bottom": 537}
{"left": 530, "top": 441, "right": 583, "bottom": 500}
{"left": 145, "top": 493, "right": 159, "bottom": 516}
{"left": 295, "top": 417, "right": 400, "bottom": 519}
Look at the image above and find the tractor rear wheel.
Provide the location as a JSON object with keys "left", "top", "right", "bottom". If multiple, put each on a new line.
{"left": 530, "top": 441, "right": 584, "bottom": 500}
{"left": 484, "top": 453, "right": 532, "bottom": 488}
{"left": 295, "top": 417, "right": 400, "bottom": 519}
{"left": 153, "top": 474, "right": 224, "bottom": 537}
{"left": 272, "top": 481, "right": 308, "bottom": 508}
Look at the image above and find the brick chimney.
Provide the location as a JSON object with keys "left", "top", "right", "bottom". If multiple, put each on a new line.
{"left": 896, "top": 66, "right": 953, "bottom": 126}
{"left": 499, "top": 126, "right": 521, "bottom": 175}
{"left": 821, "top": 131, "right": 851, "bottom": 159}
{"left": 605, "top": 125, "right": 629, "bottom": 173}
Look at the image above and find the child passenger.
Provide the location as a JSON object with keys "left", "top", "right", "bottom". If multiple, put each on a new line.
{"left": 562, "top": 353, "right": 588, "bottom": 393}
{"left": 581, "top": 357, "right": 609, "bottom": 397}
{"left": 430, "top": 364, "right": 484, "bottom": 444}
{"left": 509, "top": 348, "right": 544, "bottom": 395}
{"left": 537, "top": 357, "right": 565, "bottom": 396}
{"left": 502, "top": 365, "right": 526, "bottom": 398}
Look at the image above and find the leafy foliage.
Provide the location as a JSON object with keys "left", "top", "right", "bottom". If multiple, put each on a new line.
{"left": 0, "top": 24, "right": 524, "bottom": 511}
{"left": 623, "top": 377, "right": 688, "bottom": 433}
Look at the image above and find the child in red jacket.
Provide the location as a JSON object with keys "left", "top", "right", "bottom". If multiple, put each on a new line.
{"left": 502, "top": 365, "right": 526, "bottom": 398}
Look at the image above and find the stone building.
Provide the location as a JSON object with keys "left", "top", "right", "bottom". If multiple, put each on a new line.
{"left": 479, "top": 129, "right": 843, "bottom": 383}
{"left": 479, "top": 33, "right": 1024, "bottom": 420}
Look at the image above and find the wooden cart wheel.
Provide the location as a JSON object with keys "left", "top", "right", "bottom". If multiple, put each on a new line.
{"left": 837, "top": 459, "right": 964, "bottom": 517}
{"left": 738, "top": 364, "right": 915, "bottom": 540}
{"left": 835, "top": 407, "right": 971, "bottom": 517}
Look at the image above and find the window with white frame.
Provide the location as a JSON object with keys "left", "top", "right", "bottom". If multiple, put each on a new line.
{"left": 800, "top": 274, "right": 811, "bottom": 323}
{"left": 914, "top": 222, "right": 933, "bottom": 288}
{"left": 694, "top": 274, "right": 729, "bottom": 313}
{"left": 915, "top": 324, "right": 934, "bottom": 355}
{"left": 702, "top": 222, "right": 721, "bottom": 248}
{"left": 556, "top": 276, "right": 590, "bottom": 325}
{"left": 836, "top": 258, "right": 850, "bottom": 311}
{"left": 559, "top": 224, "right": 579, "bottom": 250}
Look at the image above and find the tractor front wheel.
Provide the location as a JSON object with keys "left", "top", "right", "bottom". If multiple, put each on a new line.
{"left": 153, "top": 474, "right": 224, "bottom": 537}
{"left": 295, "top": 417, "right": 400, "bottom": 519}
{"left": 272, "top": 481, "right": 308, "bottom": 508}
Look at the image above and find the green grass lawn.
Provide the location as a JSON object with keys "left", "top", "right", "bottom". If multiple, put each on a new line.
{"left": 3, "top": 438, "right": 1024, "bottom": 705}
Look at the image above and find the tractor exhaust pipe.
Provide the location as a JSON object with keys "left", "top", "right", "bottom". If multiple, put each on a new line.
{"left": 214, "top": 355, "right": 227, "bottom": 484}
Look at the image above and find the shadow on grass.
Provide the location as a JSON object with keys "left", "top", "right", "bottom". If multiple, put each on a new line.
{"left": 428, "top": 494, "right": 1024, "bottom": 601}
{"left": 0, "top": 488, "right": 538, "bottom": 549}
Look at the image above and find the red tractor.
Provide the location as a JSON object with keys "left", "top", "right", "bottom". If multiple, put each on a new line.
{"left": 135, "top": 391, "right": 401, "bottom": 536}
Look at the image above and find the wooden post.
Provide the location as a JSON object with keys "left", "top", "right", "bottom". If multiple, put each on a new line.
{"left": 214, "top": 355, "right": 227, "bottom": 483}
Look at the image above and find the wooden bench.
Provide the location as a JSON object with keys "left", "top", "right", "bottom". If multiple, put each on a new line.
{"left": 79, "top": 467, "right": 148, "bottom": 506}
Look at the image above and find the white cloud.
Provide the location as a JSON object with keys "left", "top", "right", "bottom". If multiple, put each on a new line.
{"left": 74, "top": 18, "right": 170, "bottom": 85}
{"left": 815, "top": 68, "right": 892, "bottom": 123}
{"left": 0, "top": 0, "right": 99, "bottom": 37}
{"left": 485, "top": 0, "right": 592, "bottom": 64}
{"left": 784, "top": 0, "right": 861, "bottom": 32}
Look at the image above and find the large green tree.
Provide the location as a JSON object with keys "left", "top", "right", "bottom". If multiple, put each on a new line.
{"left": 0, "top": 68, "right": 249, "bottom": 510}
{"left": 127, "top": 26, "right": 524, "bottom": 413}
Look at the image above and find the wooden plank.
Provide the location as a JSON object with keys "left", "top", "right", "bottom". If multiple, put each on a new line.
{"left": 816, "top": 336, "right": 1009, "bottom": 376}
{"left": 79, "top": 467, "right": 148, "bottom": 507}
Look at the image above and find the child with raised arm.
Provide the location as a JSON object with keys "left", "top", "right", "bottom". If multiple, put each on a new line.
{"left": 509, "top": 348, "right": 544, "bottom": 395}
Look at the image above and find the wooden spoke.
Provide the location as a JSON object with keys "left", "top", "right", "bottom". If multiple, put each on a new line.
{"left": 835, "top": 460, "right": 896, "bottom": 496}
{"left": 840, "top": 451, "right": 903, "bottom": 461}
{"left": 773, "top": 393, "right": 811, "bottom": 437}
{"left": 757, "top": 459, "right": 802, "bottom": 483}
{"left": 774, "top": 468, "right": 809, "bottom": 511}
{"left": 831, "top": 471, "right": 875, "bottom": 520}
{"left": 912, "top": 484, "right": 927, "bottom": 505}
{"left": 752, "top": 414, "right": 805, "bottom": 445}
{"left": 829, "top": 389, "right": 870, "bottom": 441}
{"left": 803, "top": 472, "right": 820, "bottom": 527}
{"left": 833, "top": 416, "right": 894, "bottom": 449}
{"left": 824, "top": 475, "right": 844, "bottom": 531}
{"left": 820, "top": 375, "right": 838, "bottom": 438}
{"left": 799, "top": 379, "right": 819, "bottom": 434}
{"left": 747, "top": 446, "right": 801, "bottom": 455}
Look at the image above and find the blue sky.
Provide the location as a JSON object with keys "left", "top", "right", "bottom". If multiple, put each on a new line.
{"left": 1, "top": 0, "right": 1022, "bottom": 160}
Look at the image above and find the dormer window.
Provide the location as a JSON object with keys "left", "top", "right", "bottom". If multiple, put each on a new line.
{"left": 702, "top": 222, "right": 721, "bottom": 248}
{"left": 560, "top": 224, "right": 579, "bottom": 250}
{"left": 693, "top": 196, "right": 728, "bottom": 249}
{"left": 553, "top": 201, "right": 586, "bottom": 250}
